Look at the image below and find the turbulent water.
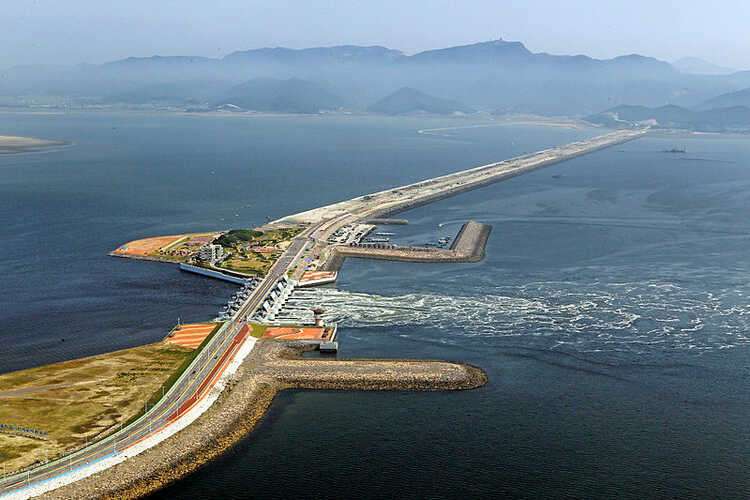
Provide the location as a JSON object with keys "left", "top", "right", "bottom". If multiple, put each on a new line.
{"left": 1, "top": 113, "right": 748, "bottom": 498}
{"left": 311, "top": 269, "right": 748, "bottom": 345}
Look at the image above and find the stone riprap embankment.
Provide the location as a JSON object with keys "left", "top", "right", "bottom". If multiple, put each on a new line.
{"left": 364, "top": 218, "right": 409, "bottom": 225}
{"left": 322, "top": 221, "right": 491, "bottom": 271}
{"left": 41, "top": 340, "right": 486, "bottom": 499}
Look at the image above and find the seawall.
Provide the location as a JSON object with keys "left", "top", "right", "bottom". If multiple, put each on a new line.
{"left": 321, "top": 221, "right": 492, "bottom": 271}
{"left": 274, "top": 129, "right": 646, "bottom": 226}
{"left": 367, "top": 137, "right": 627, "bottom": 220}
{"left": 450, "top": 220, "right": 492, "bottom": 259}
{"left": 178, "top": 263, "right": 250, "bottom": 285}
{"left": 41, "top": 340, "right": 487, "bottom": 499}
{"left": 364, "top": 218, "right": 409, "bottom": 225}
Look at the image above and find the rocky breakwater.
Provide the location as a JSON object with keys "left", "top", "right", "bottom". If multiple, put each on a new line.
{"left": 449, "top": 220, "right": 492, "bottom": 261}
{"left": 42, "top": 340, "right": 487, "bottom": 499}
{"left": 262, "top": 347, "right": 487, "bottom": 391}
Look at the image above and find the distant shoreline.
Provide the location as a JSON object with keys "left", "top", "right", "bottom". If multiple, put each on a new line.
{"left": 0, "top": 106, "right": 587, "bottom": 126}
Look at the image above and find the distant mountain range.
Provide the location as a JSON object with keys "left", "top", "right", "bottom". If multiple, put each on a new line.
{"left": 698, "top": 87, "right": 750, "bottom": 109}
{"left": 585, "top": 104, "right": 750, "bottom": 132}
{"left": 2, "top": 39, "right": 750, "bottom": 121}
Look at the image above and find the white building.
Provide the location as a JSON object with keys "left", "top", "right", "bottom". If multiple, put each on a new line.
{"left": 198, "top": 244, "right": 223, "bottom": 263}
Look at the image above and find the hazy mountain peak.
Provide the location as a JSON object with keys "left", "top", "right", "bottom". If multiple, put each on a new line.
{"left": 367, "top": 87, "right": 472, "bottom": 115}
{"left": 699, "top": 87, "right": 750, "bottom": 109}
{"left": 673, "top": 57, "right": 734, "bottom": 75}
{"left": 409, "top": 39, "right": 533, "bottom": 64}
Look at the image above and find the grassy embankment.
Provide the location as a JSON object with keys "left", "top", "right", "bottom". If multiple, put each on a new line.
{"left": 0, "top": 323, "right": 222, "bottom": 475}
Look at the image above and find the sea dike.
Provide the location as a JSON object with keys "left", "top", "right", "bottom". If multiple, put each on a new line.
{"left": 41, "top": 341, "right": 486, "bottom": 499}
{"left": 13, "top": 129, "right": 645, "bottom": 498}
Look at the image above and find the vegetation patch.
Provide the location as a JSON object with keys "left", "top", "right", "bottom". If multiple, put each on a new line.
{"left": 214, "top": 227, "right": 302, "bottom": 276}
{"left": 121, "top": 323, "right": 223, "bottom": 431}
{"left": 248, "top": 323, "right": 269, "bottom": 339}
{"left": 216, "top": 229, "right": 264, "bottom": 247}
{"left": 0, "top": 340, "right": 196, "bottom": 476}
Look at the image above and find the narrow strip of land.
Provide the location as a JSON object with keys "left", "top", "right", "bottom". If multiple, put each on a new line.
{"left": 274, "top": 129, "right": 646, "bottom": 226}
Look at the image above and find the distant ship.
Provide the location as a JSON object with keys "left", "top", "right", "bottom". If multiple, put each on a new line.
{"left": 662, "top": 147, "right": 686, "bottom": 153}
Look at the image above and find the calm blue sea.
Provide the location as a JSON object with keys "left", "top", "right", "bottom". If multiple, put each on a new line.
{"left": 0, "top": 113, "right": 747, "bottom": 498}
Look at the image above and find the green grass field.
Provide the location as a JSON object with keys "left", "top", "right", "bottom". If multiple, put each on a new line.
{"left": 0, "top": 341, "right": 195, "bottom": 475}
{"left": 248, "top": 323, "right": 268, "bottom": 339}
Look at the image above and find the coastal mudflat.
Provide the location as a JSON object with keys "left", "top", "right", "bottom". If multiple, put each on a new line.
{"left": 42, "top": 340, "right": 486, "bottom": 499}
{"left": 0, "top": 135, "right": 67, "bottom": 154}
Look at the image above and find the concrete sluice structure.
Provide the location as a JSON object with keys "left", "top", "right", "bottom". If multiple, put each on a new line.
{"left": 272, "top": 289, "right": 322, "bottom": 325}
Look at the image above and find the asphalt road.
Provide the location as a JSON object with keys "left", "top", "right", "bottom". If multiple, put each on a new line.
{"left": 0, "top": 232, "right": 314, "bottom": 498}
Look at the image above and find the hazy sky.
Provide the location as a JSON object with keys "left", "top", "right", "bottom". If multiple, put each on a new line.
{"left": 5, "top": 0, "right": 749, "bottom": 70}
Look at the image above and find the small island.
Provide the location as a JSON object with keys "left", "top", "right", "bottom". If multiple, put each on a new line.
{"left": 0, "top": 135, "right": 68, "bottom": 154}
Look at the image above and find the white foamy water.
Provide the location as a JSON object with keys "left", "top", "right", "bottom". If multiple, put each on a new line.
{"left": 299, "top": 281, "right": 749, "bottom": 356}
